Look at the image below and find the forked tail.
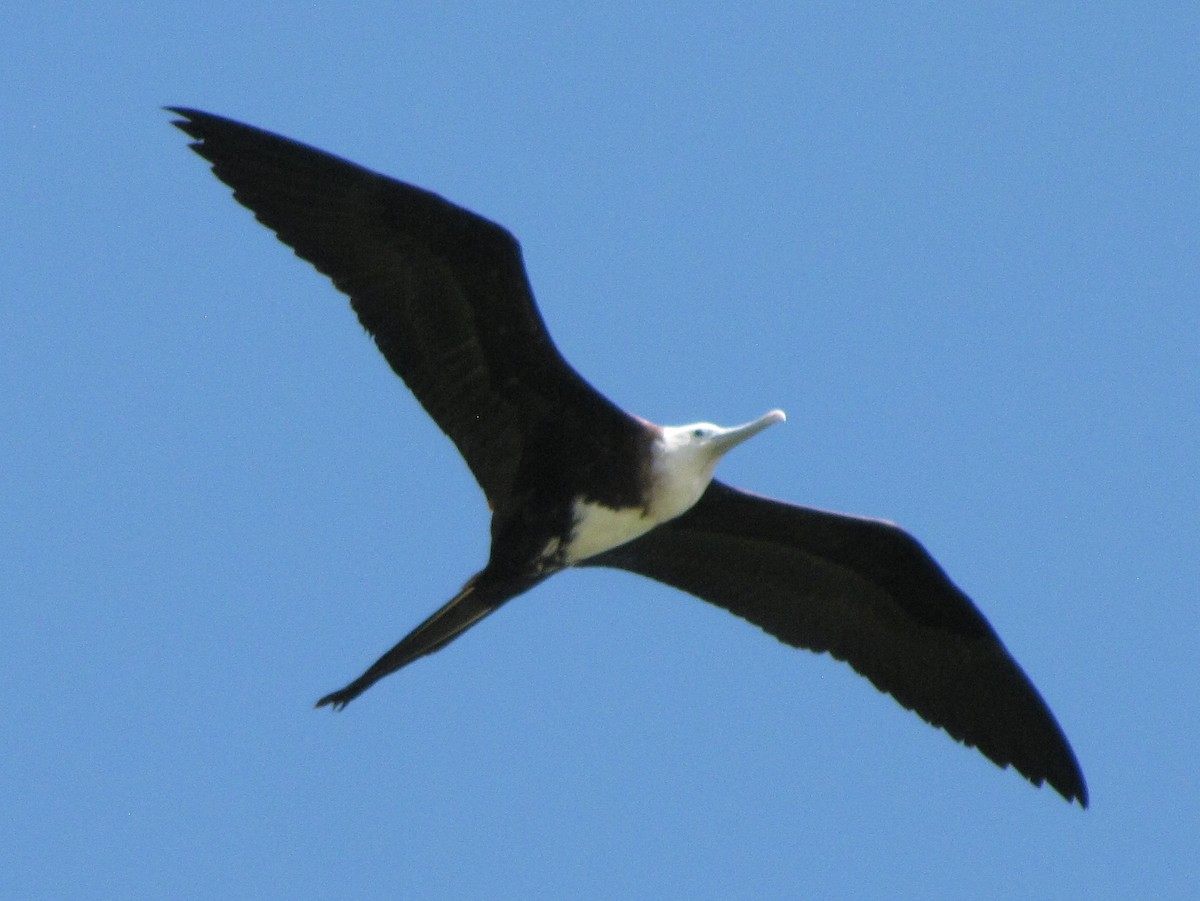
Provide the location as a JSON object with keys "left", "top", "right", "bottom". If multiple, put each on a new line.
{"left": 316, "top": 573, "right": 512, "bottom": 710}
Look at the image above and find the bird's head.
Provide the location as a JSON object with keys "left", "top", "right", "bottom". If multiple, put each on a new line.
{"left": 653, "top": 409, "right": 786, "bottom": 513}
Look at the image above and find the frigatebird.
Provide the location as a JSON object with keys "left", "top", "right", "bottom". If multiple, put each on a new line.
{"left": 170, "top": 107, "right": 1087, "bottom": 806}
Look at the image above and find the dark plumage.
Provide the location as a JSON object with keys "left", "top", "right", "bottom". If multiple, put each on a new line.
{"left": 170, "top": 107, "right": 1086, "bottom": 806}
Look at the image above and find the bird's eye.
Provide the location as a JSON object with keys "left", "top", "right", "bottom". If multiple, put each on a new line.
{"left": 692, "top": 428, "right": 706, "bottom": 439}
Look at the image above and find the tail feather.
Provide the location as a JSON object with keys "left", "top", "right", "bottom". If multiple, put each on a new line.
{"left": 316, "top": 573, "right": 507, "bottom": 710}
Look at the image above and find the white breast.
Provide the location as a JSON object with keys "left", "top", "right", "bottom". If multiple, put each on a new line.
{"left": 562, "top": 500, "right": 658, "bottom": 564}
{"left": 561, "top": 432, "right": 716, "bottom": 564}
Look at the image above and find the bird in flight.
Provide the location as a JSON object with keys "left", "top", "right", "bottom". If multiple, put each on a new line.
{"left": 170, "top": 108, "right": 1087, "bottom": 806}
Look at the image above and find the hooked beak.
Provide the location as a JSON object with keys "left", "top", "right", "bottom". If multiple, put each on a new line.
{"left": 709, "top": 409, "right": 786, "bottom": 456}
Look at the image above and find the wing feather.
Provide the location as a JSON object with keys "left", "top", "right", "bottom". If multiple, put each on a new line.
{"left": 169, "top": 107, "right": 632, "bottom": 507}
{"left": 585, "top": 480, "right": 1088, "bottom": 805}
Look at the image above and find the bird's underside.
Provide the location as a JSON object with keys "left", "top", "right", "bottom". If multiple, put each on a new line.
{"left": 170, "top": 106, "right": 1087, "bottom": 807}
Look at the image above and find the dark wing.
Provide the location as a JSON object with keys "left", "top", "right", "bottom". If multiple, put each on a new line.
{"left": 169, "top": 107, "right": 635, "bottom": 508}
{"left": 583, "top": 480, "right": 1088, "bottom": 806}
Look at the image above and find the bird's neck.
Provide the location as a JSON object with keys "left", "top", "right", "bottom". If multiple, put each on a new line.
{"left": 558, "top": 434, "right": 715, "bottom": 566}
{"left": 645, "top": 433, "right": 718, "bottom": 523}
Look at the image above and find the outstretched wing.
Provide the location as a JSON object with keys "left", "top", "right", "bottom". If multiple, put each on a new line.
{"left": 169, "top": 107, "right": 635, "bottom": 508}
{"left": 584, "top": 480, "right": 1088, "bottom": 806}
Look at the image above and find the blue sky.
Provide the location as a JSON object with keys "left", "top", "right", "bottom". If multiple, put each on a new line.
{"left": 4, "top": 3, "right": 1197, "bottom": 898}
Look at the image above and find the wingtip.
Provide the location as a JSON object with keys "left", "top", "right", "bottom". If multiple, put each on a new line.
{"left": 1040, "top": 762, "right": 1088, "bottom": 808}
{"left": 1061, "top": 788, "right": 1088, "bottom": 809}
{"left": 1052, "top": 743, "right": 1089, "bottom": 808}
{"left": 165, "top": 106, "right": 209, "bottom": 144}
{"left": 1068, "top": 780, "right": 1090, "bottom": 809}
{"left": 165, "top": 107, "right": 233, "bottom": 141}
{"left": 164, "top": 105, "right": 199, "bottom": 123}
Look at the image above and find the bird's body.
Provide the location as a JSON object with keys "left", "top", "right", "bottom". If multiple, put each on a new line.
{"left": 170, "top": 108, "right": 1087, "bottom": 806}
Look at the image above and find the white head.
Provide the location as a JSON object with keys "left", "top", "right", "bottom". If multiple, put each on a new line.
{"left": 650, "top": 409, "right": 786, "bottom": 520}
